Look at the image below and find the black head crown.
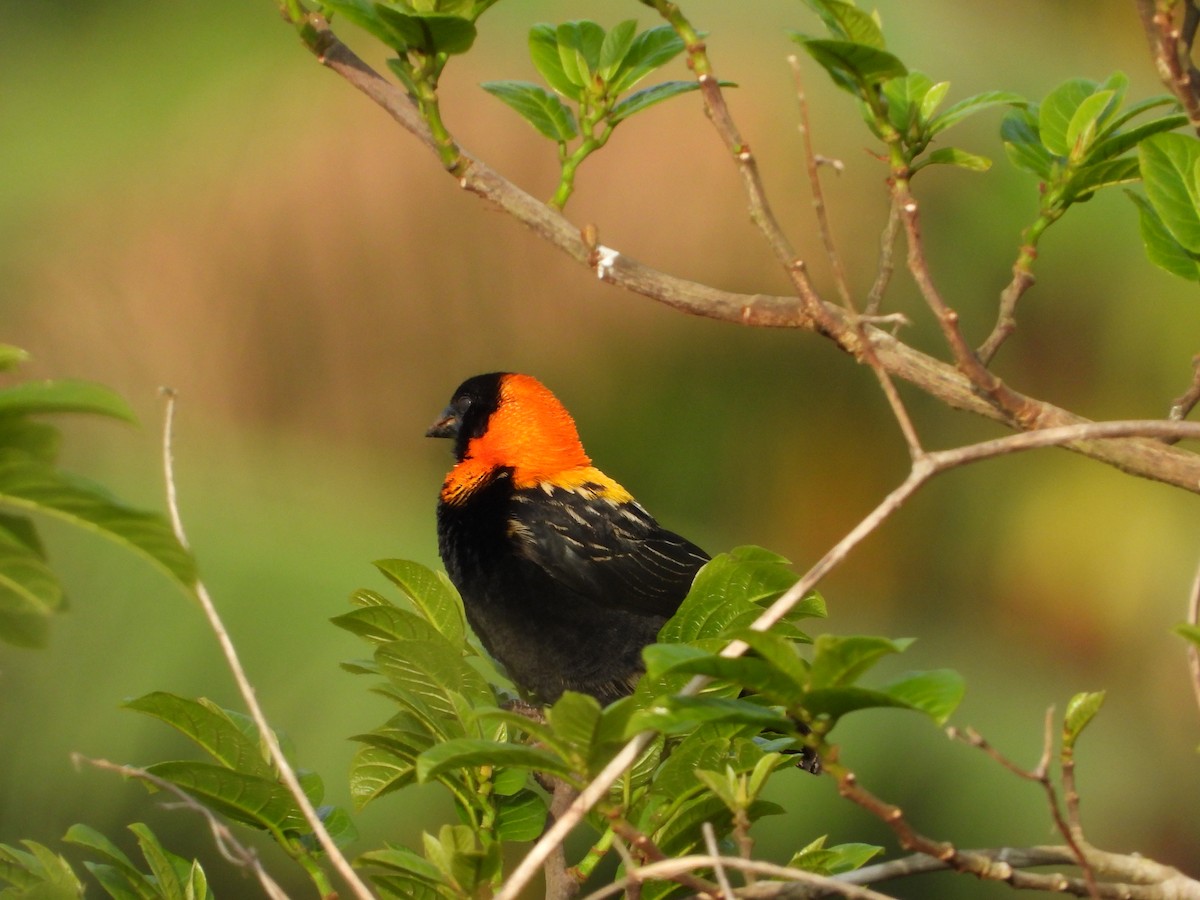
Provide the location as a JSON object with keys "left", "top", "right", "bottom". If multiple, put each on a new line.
{"left": 426, "top": 372, "right": 507, "bottom": 461}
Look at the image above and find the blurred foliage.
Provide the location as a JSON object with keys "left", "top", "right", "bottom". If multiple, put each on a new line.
{"left": 2, "top": 0, "right": 1200, "bottom": 897}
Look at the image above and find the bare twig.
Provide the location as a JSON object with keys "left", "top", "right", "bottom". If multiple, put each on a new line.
{"left": 789, "top": 55, "right": 850, "bottom": 308}
{"left": 949, "top": 711, "right": 1100, "bottom": 898}
{"left": 786, "top": 54, "right": 923, "bottom": 459}
{"left": 865, "top": 197, "right": 901, "bottom": 315}
{"left": 1186, "top": 556, "right": 1200, "bottom": 717}
{"left": 1166, "top": 355, "right": 1200, "bottom": 445}
{"left": 496, "top": 418, "right": 1200, "bottom": 900}
{"left": 74, "top": 755, "right": 291, "bottom": 900}
{"left": 158, "top": 390, "right": 373, "bottom": 900}
{"left": 977, "top": 233, "right": 1042, "bottom": 365}
{"left": 839, "top": 844, "right": 1200, "bottom": 899}
{"left": 703, "top": 823, "right": 735, "bottom": 899}
{"left": 583, "top": 854, "right": 894, "bottom": 900}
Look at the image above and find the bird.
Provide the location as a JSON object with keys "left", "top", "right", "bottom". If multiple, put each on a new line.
{"left": 427, "top": 372, "right": 711, "bottom": 705}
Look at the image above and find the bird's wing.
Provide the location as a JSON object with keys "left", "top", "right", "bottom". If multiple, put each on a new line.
{"left": 508, "top": 487, "right": 710, "bottom": 619}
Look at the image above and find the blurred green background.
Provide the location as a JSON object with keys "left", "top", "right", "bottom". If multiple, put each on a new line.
{"left": 3, "top": 1, "right": 1199, "bottom": 895}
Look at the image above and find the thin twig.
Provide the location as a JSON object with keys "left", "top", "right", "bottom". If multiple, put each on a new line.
{"left": 158, "top": 389, "right": 374, "bottom": 900}
{"left": 582, "top": 854, "right": 893, "bottom": 900}
{"left": 787, "top": 55, "right": 923, "bottom": 460}
{"left": 789, "top": 55, "right": 850, "bottom": 308}
{"left": 703, "top": 822, "right": 734, "bottom": 899}
{"left": 949, "top": 711, "right": 1100, "bottom": 899}
{"left": 74, "top": 755, "right": 291, "bottom": 900}
{"left": 865, "top": 197, "right": 901, "bottom": 315}
{"left": 1165, "top": 355, "right": 1200, "bottom": 445}
{"left": 1187, "top": 556, "right": 1200, "bottom": 718}
{"left": 496, "top": 418, "right": 1200, "bottom": 900}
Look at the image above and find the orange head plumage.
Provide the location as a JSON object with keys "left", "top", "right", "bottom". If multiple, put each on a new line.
{"left": 427, "top": 373, "right": 611, "bottom": 502}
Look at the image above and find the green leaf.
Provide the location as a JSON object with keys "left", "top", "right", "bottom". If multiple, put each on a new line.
{"left": 795, "top": 38, "right": 907, "bottom": 95}
{"left": 1065, "top": 89, "right": 1116, "bottom": 156}
{"left": 123, "top": 693, "right": 274, "bottom": 778}
{"left": 416, "top": 739, "right": 576, "bottom": 782}
{"left": 598, "top": 19, "right": 638, "bottom": 81}
{"left": 632, "top": 695, "right": 792, "bottom": 735}
{"left": 916, "top": 146, "right": 992, "bottom": 172}
{"left": 144, "top": 762, "right": 304, "bottom": 835}
{"left": 0, "top": 519, "right": 62, "bottom": 617}
{"left": 0, "top": 451, "right": 196, "bottom": 591}
{"left": 1064, "top": 156, "right": 1140, "bottom": 201}
{"left": 375, "top": 7, "right": 477, "bottom": 55}
{"left": 1175, "top": 622, "right": 1200, "bottom": 649}
{"left": 1128, "top": 189, "right": 1200, "bottom": 282}
{"left": 128, "top": 824, "right": 188, "bottom": 900}
{"left": 661, "top": 547, "right": 809, "bottom": 644}
{"left": 376, "top": 635, "right": 493, "bottom": 721}
{"left": 358, "top": 847, "right": 446, "bottom": 892}
{"left": 0, "top": 840, "right": 84, "bottom": 897}
{"left": 348, "top": 741, "right": 418, "bottom": 809}
{"left": 918, "top": 81, "right": 951, "bottom": 122}
{"left": 495, "top": 789, "right": 548, "bottom": 842}
{"left": 0, "top": 345, "right": 31, "bottom": 373}
{"left": 1039, "top": 78, "right": 1099, "bottom": 157}
{"left": 1001, "top": 107, "right": 1054, "bottom": 179}
{"left": 807, "top": 634, "right": 913, "bottom": 689}
{"left": 1090, "top": 113, "right": 1188, "bottom": 164}
{"left": 1063, "top": 690, "right": 1106, "bottom": 748}
{"left": 333, "top": 602, "right": 447, "bottom": 646}
{"left": 790, "top": 836, "right": 883, "bottom": 875}
{"left": 801, "top": 0, "right": 886, "bottom": 48}
{"left": 529, "top": 24, "right": 580, "bottom": 100}
{"left": 373, "top": 559, "right": 466, "bottom": 647}
{"left": 928, "top": 90, "right": 1024, "bottom": 136}
{"left": 63, "top": 825, "right": 154, "bottom": 897}
{"left": 609, "top": 80, "right": 705, "bottom": 125}
{"left": 546, "top": 691, "right": 602, "bottom": 759}
{"left": 319, "top": 0, "right": 394, "bottom": 46}
{"left": 1139, "top": 132, "right": 1200, "bottom": 252}
{"left": 878, "top": 668, "right": 964, "bottom": 725}
{"left": 881, "top": 71, "right": 933, "bottom": 133}
{"left": 0, "top": 380, "right": 136, "bottom": 423}
{"left": 481, "top": 81, "right": 579, "bottom": 142}
{"left": 608, "top": 25, "right": 685, "bottom": 96}
{"left": 0, "top": 418, "right": 61, "bottom": 463}
{"left": 555, "top": 20, "right": 605, "bottom": 89}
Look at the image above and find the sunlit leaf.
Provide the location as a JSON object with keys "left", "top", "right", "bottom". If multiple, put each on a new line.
{"left": 372, "top": 559, "right": 466, "bottom": 647}
{"left": 608, "top": 25, "right": 684, "bottom": 95}
{"left": 529, "top": 24, "right": 579, "bottom": 99}
{"left": 143, "top": 762, "right": 304, "bottom": 834}
{"left": 929, "top": 90, "right": 1024, "bottom": 136}
{"left": 1128, "top": 189, "right": 1200, "bottom": 282}
{"left": 1039, "top": 77, "right": 1099, "bottom": 156}
{"left": 1063, "top": 690, "right": 1106, "bottom": 748}
{"left": 124, "top": 693, "right": 274, "bottom": 778}
{"left": 416, "top": 738, "right": 576, "bottom": 783}
{"left": 1139, "top": 132, "right": 1200, "bottom": 252}
{"left": 609, "top": 80, "right": 707, "bottom": 125}
{"left": 0, "top": 380, "right": 136, "bottom": 423}
{"left": 0, "top": 451, "right": 195, "bottom": 591}
{"left": 481, "top": 81, "right": 579, "bottom": 141}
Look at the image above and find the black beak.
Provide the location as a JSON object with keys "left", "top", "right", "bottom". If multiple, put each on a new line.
{"left": 426, "top": 405, "right": 460, "bottom": 439}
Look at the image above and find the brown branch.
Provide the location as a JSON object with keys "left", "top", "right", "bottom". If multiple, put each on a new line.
{"left": 278, "top": 14, "right": 1200, "bottom": 494}
{"left": 1166, "top": 354, "right": 1200, "bottom": 445}
{"left": 838, "top": 845, "right": 1200, "bottom": 899}
{"left": 950, "top": 712, "right": 1100, "bottom": 899}
{"left": 865, "top": 197, "right": 901, "bottom": 315}
{"left": 977, "top": 238, "right": 1040, "bottom": 365}
{"left": 1137, "top": 0, "right": 1200, "bottom": 135}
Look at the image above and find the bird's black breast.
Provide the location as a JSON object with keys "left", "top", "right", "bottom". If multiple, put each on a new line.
{"left": 436, "top": 474, "right": 706, "bottom": 704}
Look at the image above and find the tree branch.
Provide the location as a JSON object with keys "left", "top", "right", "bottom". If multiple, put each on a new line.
{"left": 278, "top": 12, "right": 1200, "bottom": 494}
{"left": 1137, "top": 0, "right": 1200, "bottom": 134}
{"left": 159, "top": 390, "right": 372, "bottom": 900}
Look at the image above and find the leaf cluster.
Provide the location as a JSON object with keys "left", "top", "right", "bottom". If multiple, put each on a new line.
{"left": 0, "top": 346, "right": 194, "bottom": 648}
{"left": 484, "top": 20, "right": 717, "bottom": 208}
{"left": 336, "top": 548, "right": 962, "bottom": 897}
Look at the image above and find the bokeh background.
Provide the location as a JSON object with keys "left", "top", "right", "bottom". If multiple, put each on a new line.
{"left": 3, "top": 1, "right": 1199, "bottom": 896}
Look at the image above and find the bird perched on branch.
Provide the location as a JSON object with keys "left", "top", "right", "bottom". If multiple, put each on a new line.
{"left": 427, "top": 372, "right": 710, "bottom": 705}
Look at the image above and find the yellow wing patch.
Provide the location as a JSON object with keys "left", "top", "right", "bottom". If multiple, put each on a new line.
{"left": 521, "top": 465, "right": 634, "bottom": 503}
